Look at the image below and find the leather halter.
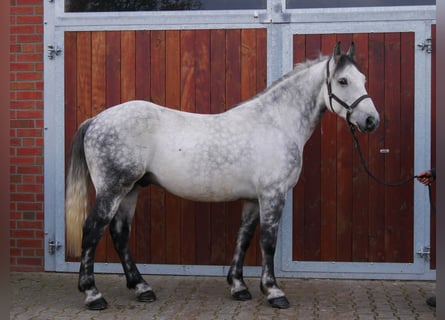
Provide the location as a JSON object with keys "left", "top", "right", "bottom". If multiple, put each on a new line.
{"left": 325, "top": 57, "right": 370, "bottom": 126}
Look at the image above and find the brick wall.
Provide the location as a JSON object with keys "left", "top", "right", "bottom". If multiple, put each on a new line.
{"left": 10, "top": 0, "right": 45, "bottom": 271}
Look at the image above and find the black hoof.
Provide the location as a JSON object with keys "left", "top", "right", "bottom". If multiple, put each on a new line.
{"left": 268, "top": 296, "right": 290, "bottom": 309}
{"left": 86, "top": 297, "right": 108, "bottom": 310}
{"left": 232, "top": 289, "right": 252, "bottom": 301}
{"left": 138, "top": 290, "right": 156, "bottom": 302}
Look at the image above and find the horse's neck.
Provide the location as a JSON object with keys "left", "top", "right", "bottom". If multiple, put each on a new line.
{"left": 259, "top": 60, "right": 327, "bottom": 145}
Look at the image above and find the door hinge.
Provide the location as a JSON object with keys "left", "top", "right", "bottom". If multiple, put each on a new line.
{"left": 416, "top": 246, "right": 430, "bottom": 261}
{"left": 417, "top": 38, "right": 432, "bottom": 53}
{"left": 48, "top": 239, "right": 62, "bottom": 255}
{"left": 47, "top": 44, "right": 62, "bottom": 59}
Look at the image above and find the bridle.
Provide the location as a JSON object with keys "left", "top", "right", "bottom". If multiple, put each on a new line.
{"left": 325, "top": 57, "right": 371, "bottom": 127}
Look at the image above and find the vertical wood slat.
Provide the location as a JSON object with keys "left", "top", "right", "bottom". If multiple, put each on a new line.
{"left": 320, "top": 34, "right": 338, "bottom": 261}
{"left": 367, "top": 33, "right": 386, "bottom": 262}
{"left": 383, "top": 33, "right": 402, "bottom": 262}
{"left": 164, "top": 30, "right": 182, "bottom": 264}
{"left": 150, "top": 30, "right": 166, "bottom": 264}
{"left": 351, "top": 33, "right": 370, "bottom": 262}
{"left": 134, "top": 30, "right": 152, "bottom": 263}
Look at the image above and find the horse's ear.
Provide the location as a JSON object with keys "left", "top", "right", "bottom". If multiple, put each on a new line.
{"left": 333, "top": 41, "right": 342, "bottom": 64}
{"left": 346, "top": 42, "right": 356, "bottom": 61}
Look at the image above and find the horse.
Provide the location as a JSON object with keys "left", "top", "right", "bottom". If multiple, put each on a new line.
{"left": 65, "top": 42, "right": 380, "bottom": 310}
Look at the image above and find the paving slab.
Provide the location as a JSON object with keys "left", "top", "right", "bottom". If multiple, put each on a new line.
{"left": 10, "top": 272, "right": 436, "bottom": 319}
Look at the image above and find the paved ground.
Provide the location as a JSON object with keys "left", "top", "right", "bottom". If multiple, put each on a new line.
{"left": 11, "top": 272, "right": 436, "bottom": 319}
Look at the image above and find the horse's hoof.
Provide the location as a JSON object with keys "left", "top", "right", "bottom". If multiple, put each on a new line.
{"left": 86, "top": 297, "right": 108, "bottom": 310}
{"left": 137, "top": 290, "right": 156, "bottom": 302}
{"left": 232, "top": 289, "right": 252, "bottom": 301}
{"left": 268, "top": 296, "right": 290, "bottom": 309}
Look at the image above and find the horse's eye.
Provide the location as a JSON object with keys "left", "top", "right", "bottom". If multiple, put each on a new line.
{"left": 338, "top": 78, "right": 348, "bottom": 86}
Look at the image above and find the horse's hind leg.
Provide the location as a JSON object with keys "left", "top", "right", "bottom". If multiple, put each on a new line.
{"left": 78, "top": 192, "right": 127, "bottom": 310}
{"left": 109, "top": 187, "right": 156, "bottom": 303}
{"left": 227, "top": 200, "right": 259, "bottom": 301}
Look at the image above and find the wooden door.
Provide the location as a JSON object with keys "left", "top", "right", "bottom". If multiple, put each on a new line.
{"left": 292, "top": 32, "right": 416, "bottom": 263}
{"left": 64, "top": 29, "right": 267, "bottom": 266}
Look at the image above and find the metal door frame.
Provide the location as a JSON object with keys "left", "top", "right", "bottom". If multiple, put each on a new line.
{"left": 43, "top": 0, "right": 436, "bottom": 279}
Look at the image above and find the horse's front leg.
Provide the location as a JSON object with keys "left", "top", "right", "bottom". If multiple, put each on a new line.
{"left": 109, "top": 187, "right": 156, "bottom": 303}
{"left": 227, "top": 200, "right": 259, "bottom": 301}
{"left": 258, "top": 191, "right": 290, "bottom": 309}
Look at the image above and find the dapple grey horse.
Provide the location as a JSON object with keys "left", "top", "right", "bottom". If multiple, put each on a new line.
{"left": 65, "top": 42, "right": 379, "bottom": 310}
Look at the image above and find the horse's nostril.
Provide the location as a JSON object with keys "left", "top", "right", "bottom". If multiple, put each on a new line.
{"left": 366, "top": 116, "right": 378, "bottom": 131}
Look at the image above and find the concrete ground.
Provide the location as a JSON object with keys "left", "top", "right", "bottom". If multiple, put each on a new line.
{"left": 11, "top": 272, "right": 436, "bottom": 319}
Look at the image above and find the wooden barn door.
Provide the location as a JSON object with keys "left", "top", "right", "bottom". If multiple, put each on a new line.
{"left": 64, "top": 29, "right": 267, "bottom": 267}
{"left": 290, "top": 32, "right": 416, "bottom": 265}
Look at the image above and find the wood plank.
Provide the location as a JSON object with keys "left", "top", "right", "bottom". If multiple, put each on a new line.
{"left": 302, "top": 34, "right": 321, "bottom": 261}
{"left": 335, "top": 33, "right": 353, "bottom": 261}
{"left": 76, "top": 32, "right": 92, "bottom": 123}
{"left": 165, "top": 30, "right": 182, "bottom": 264}
{"left": 179, "top": 30, "right": 196, "bottom": 264}
{"left": 367, "top": 33, "right": 386, "bottom": 262}
{"left": 320, "top": 34, "right": 338, "bottom": 261}
{"left": 120, "top": 31, "right": 136, "bottom": 103}
{"left": 150, "top": 30, "right": 166, "bottom": 263}
{"left": 240, "top": 29, "right": 257, "bottom": 101}
{"left": 351, "top": 33, "right": 370, "bottom": 262}
{"left": 209, "top": 29, "right": 227, "bottom": 265}
{"left": 225, "top": 29, "right": 244, "bottom": 265}
{"left": 105, "top": 31, "right": 121, "bottom": 107}
{"left": 135, "top": 30, "right": 151, "bottom": 101}
{"left": 91, "top": 32, "right": 106, "bottom": 116}
{"left": 383, "top": 32, "right": 402, "bottom": 262}
{"left": 134, "top": 30, "right": 151, "bottom": 263}
{"left": 399, "top": 32, "right": 415, "bottom": 262}
{"left": 194, "top": 29, "right": 212, "bottom": 265}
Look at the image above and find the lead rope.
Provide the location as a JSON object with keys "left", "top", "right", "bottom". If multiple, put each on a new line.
{"left": 349, "top": 124, "right": 435, "bottom": 213}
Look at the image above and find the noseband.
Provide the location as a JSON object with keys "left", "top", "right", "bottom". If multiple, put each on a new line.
{"left": 325, "top": 57, "right": 370, "bottom": 126}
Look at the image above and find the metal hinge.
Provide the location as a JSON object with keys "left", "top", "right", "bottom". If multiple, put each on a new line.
{"left": 417, "top": 38, "right": 432, "bottom": 54}
{"left": 416, "top": 246, "right": 431, "bottom": 261}
{"left": 48, "top": 239, "right": 62, "bottom": 255}
{"left": 47, "top": 44, "right": 62, "bottom": 59}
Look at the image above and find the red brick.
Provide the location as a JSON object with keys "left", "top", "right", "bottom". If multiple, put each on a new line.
{"left": 16, "top": 128, "right": 42, "bottom": 137}
{"left": 11, "top": 119, "right": 35, "bottom": 128}
{"left": 17, "top": 258, "right": 42, "bottom": 266}
{"left": 10, "top": 25, "right": 35, "bottom": 34}
{"left": 17, "top": 202, "right": 43, "bottom": 211}
{"left": 17, "top": 239, "right": 42, "bottom": 248}
{"left": 16, "top": 184, "right": 43, "bottom": 193}
{"left": 16, "top": 109, "right": 42, "bottom": 118}
{"left": 17, "top": 34, "right": 42, "bottom": 43}
{"left": 11, "top": 193, "right": 35, "bottom": 201}
{"left": 10, "top": 7, "right": 34, "bottom": 15}
{"left": 16, "top": 147, "right": 41, "bottom": 156}
{"left": 17, "top": 15, "right": 42, "bottom": 25}
{"left": 17, "top": 53, "right": 42, "bottom": 62}
{"left": 11, "top": 229, "right": 35, "bottom": 238}
{"left": 15, "top": 72, "right": 42, "bottom": 81}
{"left": 17, "top": 220, "right": 43, "bottom": 229}
{"left": 17, "top": 0, "right": 43, "bottom": 5}
{"left": 10, "top": 156, "right": 36, "bottom": 165}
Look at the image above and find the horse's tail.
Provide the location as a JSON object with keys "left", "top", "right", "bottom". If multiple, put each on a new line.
{"left": 65, "top": 118, "right": 93, "bottom": 258}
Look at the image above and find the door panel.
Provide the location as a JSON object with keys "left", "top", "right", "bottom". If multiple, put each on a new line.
{"left": 64, "top": 29, "right": 267, "bottom": 266}
{"left": 291, "top": 32, "right": 415, "bottom": 263}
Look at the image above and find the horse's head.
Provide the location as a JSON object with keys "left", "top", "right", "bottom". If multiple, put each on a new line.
{"left": 324, "top": 42, "right": 380, "bottom": 133}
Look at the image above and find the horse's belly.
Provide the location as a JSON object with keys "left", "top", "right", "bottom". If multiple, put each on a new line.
{"left": 152, "top": 164, "right": 256, "bottom": 202}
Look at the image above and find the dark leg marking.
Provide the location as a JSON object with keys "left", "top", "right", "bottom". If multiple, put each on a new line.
{"left": 258, "top": 191, "right": 290, "bottom": 309}
{"left": 227, "top": 200, "right": 259, "bottom": 301}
